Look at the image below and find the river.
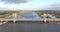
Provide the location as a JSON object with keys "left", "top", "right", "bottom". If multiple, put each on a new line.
{"left": 0, "top": 21, "right": 60, "bottom": 32}
{"left": 16, "top": 11, "right": 40, "bottom": 18}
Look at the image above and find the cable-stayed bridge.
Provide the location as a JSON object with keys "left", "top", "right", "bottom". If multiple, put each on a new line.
{"left": 0, "top": 18, "right": 60, "bottom": 21}
{"left": 0, "top": 11, "right": 60, "bottom": 23}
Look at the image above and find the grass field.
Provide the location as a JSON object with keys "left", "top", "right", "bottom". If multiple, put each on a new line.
{"left": 0, "top": 11, "right": 26, "bottom": 18}
{"left": 0, "top": 11, "right": 60, "bottom": 18}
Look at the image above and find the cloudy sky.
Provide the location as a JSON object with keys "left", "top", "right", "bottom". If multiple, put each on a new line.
{"left": 0, "top": 0, "right": 60, "bottom": 10}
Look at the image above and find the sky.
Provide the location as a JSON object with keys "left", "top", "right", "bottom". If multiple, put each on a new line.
{"left": 0, "top": 0, "right": 60, "bottom": 10}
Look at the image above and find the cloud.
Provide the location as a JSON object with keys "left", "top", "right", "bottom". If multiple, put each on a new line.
{"left": 1, "top": 0, "right": 30, "bottom": 4}
{"left": 43, "top": 3, "right": 60, "bottom": 10}
{"left": 0, "top": 0, "right": 60, "bottom": 11}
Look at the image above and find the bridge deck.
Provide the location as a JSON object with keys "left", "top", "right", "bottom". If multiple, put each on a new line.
{"left": 0, "top": 18, "right": 60, "bottom": 21}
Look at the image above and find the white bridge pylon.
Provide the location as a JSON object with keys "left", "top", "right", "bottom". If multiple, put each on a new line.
{"left": 12, "top": 13, "right": 17, "bottom": 23}
{"left": 43, "top": 13, "right": 48, "bottom": 23}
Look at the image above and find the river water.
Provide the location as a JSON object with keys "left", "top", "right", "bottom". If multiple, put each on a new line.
{"left": 0, "top": 21, "right": 60, "bottom": 32}
{"left": 16, "top": 11, "right": 40, "bottom": 18}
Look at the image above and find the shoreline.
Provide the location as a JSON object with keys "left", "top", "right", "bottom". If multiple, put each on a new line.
{"left": 0, "top": 21, "right": 8, "bottom": 25}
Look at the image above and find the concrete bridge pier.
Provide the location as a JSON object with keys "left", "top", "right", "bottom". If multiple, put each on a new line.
{"left": 44, "top": 19, "right": 47, "bottom": 23}
{"left": 13, "top": 19, "right": 16, "bottom": 23}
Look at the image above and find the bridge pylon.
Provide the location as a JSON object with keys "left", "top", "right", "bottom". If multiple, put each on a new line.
{"left": 43, "top": 13, "right": 48, "bottom": 23}
{"left": 12, "top": 13, "right": 17, "bottom": 23}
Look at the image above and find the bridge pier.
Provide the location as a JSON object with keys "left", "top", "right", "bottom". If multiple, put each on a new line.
{"left": 13, "top": 19, "right": 16, "bottom": 23}
{"left": 44, "top": 19, "right": 47, "bottom": 23}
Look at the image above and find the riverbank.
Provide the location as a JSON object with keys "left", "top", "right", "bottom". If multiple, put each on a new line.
{"left": 0, "top": 20, "right": 8, "bottom": 25}
{"left": 46, "top": 21, "right": 60, "bottom": 24}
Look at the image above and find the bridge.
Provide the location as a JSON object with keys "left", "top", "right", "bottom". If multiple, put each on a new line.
{"left": 0, "top": 18, "right": 60, "bottom": 21}
{"left": 0, "top": 12, "right": 60, "bottom": 23}
{"left": 0, "top": 18, "right": 60, "bottom": 23}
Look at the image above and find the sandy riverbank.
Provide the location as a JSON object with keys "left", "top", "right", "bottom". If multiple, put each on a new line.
{"left": 0, "top": 21, "right": 8, "bottom": 25}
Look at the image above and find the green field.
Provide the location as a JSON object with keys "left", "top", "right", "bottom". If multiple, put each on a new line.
{"left": 0, "top": 11, "right": 26, "bottom": 18}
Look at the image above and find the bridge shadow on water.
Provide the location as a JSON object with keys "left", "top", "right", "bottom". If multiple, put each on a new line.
{"left": 8, "top": 21, "right": 44, "bottom": 23}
